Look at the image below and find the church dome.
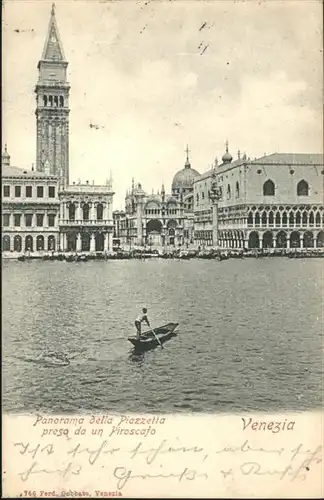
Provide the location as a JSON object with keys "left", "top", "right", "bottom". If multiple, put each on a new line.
{"left": 222, "top": 140, "right": 233, "bottom": 164}
{"left": 172, "top": 147, "right": 200, "bottom": 190}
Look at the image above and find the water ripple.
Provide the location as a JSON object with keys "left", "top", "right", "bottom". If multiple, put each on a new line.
{"left": 2, "top": 258, "right": 323, "bottom": 413}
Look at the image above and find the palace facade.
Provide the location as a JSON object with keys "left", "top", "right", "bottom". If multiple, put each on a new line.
{"left": 116, "top": 148, "right": 200, "bottom": 249}
{"left": 194, "top": 145, "right": 324, "bottom": 249}
{"left": 2, "top": 149, "right": 60, "bottom": 253}
{"left": 59, "top": 180, "right": 114, "bottom": 252}
{"left": 2, "top": 4, "right": 114, "bottom": 255}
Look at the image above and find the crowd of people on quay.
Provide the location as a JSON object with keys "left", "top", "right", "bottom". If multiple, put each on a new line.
{"left": 13, "top": 245, "right": 324, "bottom": 262}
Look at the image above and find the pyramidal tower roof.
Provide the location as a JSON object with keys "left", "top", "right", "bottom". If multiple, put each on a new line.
{"left": 41, "top": 3, "right": 66, "bottom": 62}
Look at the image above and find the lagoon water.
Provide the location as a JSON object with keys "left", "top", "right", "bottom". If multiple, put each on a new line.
{"left": 2, "top": 258, "right": 323, "bottom": 414}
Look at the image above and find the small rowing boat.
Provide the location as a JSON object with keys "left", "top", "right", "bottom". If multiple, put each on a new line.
{"left": 128, "top": 322, "right": 179, "bottom": 352}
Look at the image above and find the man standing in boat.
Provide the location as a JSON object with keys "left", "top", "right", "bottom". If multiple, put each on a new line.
{"left": 135, "top": 308, "right": 150, "bottom": 339}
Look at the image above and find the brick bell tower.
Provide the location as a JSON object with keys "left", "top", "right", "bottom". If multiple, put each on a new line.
{"left": 35, "top": 3, "right": 70, "bottom": 184}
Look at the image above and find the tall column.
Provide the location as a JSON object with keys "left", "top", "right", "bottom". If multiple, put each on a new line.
{"left": 91, "top": 203, "right": 96, "bottom": 222}
{"left": 44, "top": 211, "right": 48, "bottom": 227}
{"left": 44, "top": 237, "right": 48, "bottom": 251}
{"left": 287, "top": 234, "right": 290, "bottom": 249}
{"left": 259, "top": 235, "right": 263, "bottom": 249}
{"left": 137, "top": 198, "right": 144, "bottom": 246}
{"left": 90, "top": 233, "right": 96, "bottom": 252}
{"left": 76, "top": 233, "right": 82, "bottom": 252}
{"left": 103, "top": 203, "right": 109, "bottom": 221}
{"left": 108, "top": 231, "right": 113, "bottom": 251}
{"left": 32, "top": 213, "right": 37, "bottom": 227}
{"left": 59, "top": 200, "right": 63, "bottom": 223}
{"left": 63, "top": 233, "right": 67, "bottom": 251}
{"left": 212, "top": 204, "right": 218, "bottom": 248}
{"left": 300, "top": 235, "right": 304, "bottom": 249}
{"left": 60, "top": 233, "right": 64, "bottom": 251}
{"left": 103, "top": 233, "right": 109, "bottom": 252}
{"left": 273, "top": 236, "right": 277, "bottom": 248}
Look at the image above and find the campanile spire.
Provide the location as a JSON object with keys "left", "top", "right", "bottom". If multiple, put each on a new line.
{"left": 40, "top": 2, "right": 66, "bottom": 63}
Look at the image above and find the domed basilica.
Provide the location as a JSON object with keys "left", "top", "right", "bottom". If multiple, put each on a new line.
{"left": 117, "top": 147, "right": 200, "bottom": 248}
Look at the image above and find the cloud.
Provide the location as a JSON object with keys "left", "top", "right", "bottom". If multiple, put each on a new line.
{"left": 2, "top": 0, "right": 323, "bottom": 207}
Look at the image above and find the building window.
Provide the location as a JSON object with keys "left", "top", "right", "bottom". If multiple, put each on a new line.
{"left": 14, "top": 235, "right": 22, "bottom": 252}
{"left": 36, "top": 235, "right": 45, "bottom": 251}
{"left": 14, "top": 214, "right": 21, "bottom": 226}
{"left": 282, "top": 212, "right": 288, "bottom": 226}
{"left": 3, "top": 185, "right": 10, "bottom": 197}
{"left": 263, "top": 180, "right": 275, "bottom": 196}
{"left": 48, "top": 186, "right": 56, "bottom": 198}
{"left": 48, "top": 214, "right": 56, "bottom": 227}
{"left": 269, "top": 211, "right": 274, "bottom": 226}
{"left": 15, "top": 185, "right": 21, "bottom": 197}
{"left": 227, "top": 185, "right": 231, "bottom": 199}
{"left": 97, "top": 204, "right": 103, "bottom": 220}
{"left": 25, "top": 214, "right": 33, "bottom": 227}
{"left": 37, "top": 186, "right": 44, "bottom": 198}
{"left": 69, "top": 204, "right": 76, "bottom": 221}
{"left": 83, "top": 204, "right": 90, "bottom": 221}
{"left": 26, "top": 186, "right": 32, "bottom": 198}
{"left": 297, "top": 180, "right": 309, "bottom": 196}
{"left": 48, "top": 235, "right": 56, "bottom": 250}
{"left": 36, "top": 214, "right": 44, "bottom": 227}
{"left": 309, "top": 212, "right": 314, "bottom": 226}
{"left": 25, "top": 235, "right": 33, "bottom": 252}
{"left": 316, "top": 212, "right": 321, "bottom": 226}
{"left": 3, "top": 214, "right": 10, "bottom": 226}
{"left": 261, "top": 212, "right": 267, "bottom": 226}
{"left": 236, "top": 181, "right": 240, "bottom": 198}
{"left": 296, "top": 212, "right": 301, "bottom": 225}
{"left": 2, "top": 235, "right": 11, "bottom": 251}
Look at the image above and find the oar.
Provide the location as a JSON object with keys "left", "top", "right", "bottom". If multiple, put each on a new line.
{"left": 150, "top": 327, "right": 163, "bottom": 349}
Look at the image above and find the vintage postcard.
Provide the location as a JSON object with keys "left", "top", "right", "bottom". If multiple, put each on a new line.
{"left": 2, "top": 0, "right": 323, "bottom": 497}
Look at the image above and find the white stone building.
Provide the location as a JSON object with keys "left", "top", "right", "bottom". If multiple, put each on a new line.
{"left": 194, "top": 144, "right": 324, "bottom": 249}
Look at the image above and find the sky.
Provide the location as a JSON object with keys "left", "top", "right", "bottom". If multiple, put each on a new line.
{"left": 2, "top": 0, "right": 323, "bottom": 208}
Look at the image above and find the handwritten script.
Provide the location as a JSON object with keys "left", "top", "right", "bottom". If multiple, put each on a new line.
{"left": 11, "top": 438, "right": 322, "bottom": 489}
{"left": 3, "top": 414, "right": 323, "bottom": 497}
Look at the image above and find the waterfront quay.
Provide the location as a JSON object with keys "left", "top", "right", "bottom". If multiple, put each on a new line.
{"left": 2, "top": 246, "right": 324, "bottom": 262}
